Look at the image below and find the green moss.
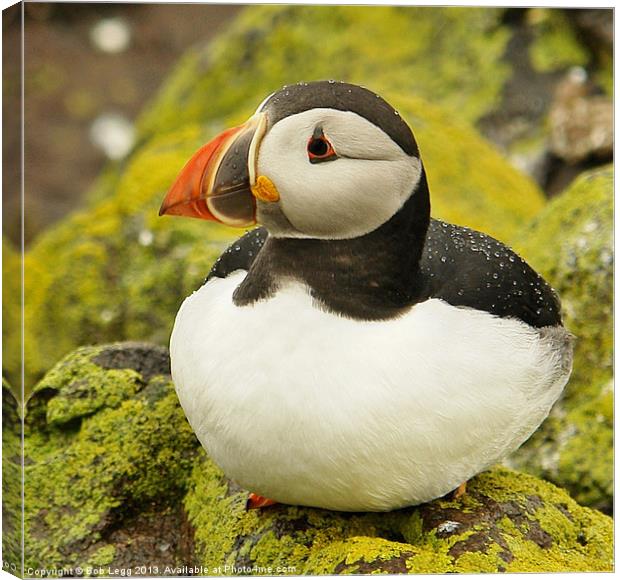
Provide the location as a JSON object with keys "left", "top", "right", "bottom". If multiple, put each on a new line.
{"left": 556, "top": 382, "right": 613, "bottom": 508}
{"left": 85, "top": 545, "right": 116, "bottom": 568}
{"left": 405, "top": 549, "right": 453, "bottom": 574}
{"left": 519, "top": 167, "right": 613, "bottom": 398}
{"left": 452, "top": 543, "right": 505, "bottom": 573}
{"left": 2, "top": 240, "right": 21, "bottom": 391}
{"left": 2, "top": 380, "right": 23, "bottom": 571}
{"left": 186, "top": 457, "right": 612, "bottom": 573}
{"left": 140, "top": 6, "right": 511, "bottom": 138}
{"left": 310, "top": 537, "right": 417, "bottom": 574}
{"left": 35, "top": 346, "right": 143, "bottom": 425}
{"left": 528, "top": 9, "right": 589, "bottom": 73}
{"left": 23, "top": 344, "right": 200, "bottom": 570}
{"left": 509, "top": 167, "right": 613, "bottom": 513}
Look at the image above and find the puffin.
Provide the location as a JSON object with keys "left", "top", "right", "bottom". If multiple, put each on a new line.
{"left": 159, "top": 81, "right": 573, "bottom": 512}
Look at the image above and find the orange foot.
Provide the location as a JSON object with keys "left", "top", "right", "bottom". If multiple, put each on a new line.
{"left": 246, "top": 492, "right": 278, "bottom": 510}
{"left": 452, "top": 481, "right": 467, "bottom": 500}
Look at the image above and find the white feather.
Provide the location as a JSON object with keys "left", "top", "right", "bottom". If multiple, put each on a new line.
{"left": 257, "top": 109, "right": 421, "bottom": 239}
{"left": 171, "top": 272, "right": 571, "bottom": 512}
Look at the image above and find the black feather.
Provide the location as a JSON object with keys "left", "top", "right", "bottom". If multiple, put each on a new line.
{"left": 205, "top": 213, "right": 561, "bottom": 329}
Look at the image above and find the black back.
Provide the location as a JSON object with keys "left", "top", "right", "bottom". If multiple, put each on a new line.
{"left": 207, "top": 194, "right": 561, "bottom": 328}
{"left": 418, "top": 220, "right": 561, "bottom": 327}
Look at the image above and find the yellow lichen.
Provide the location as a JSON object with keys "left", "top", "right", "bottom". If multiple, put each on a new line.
{"left": 510, "top": 166, "right": 613, "bottom": 513}
{"left": 23, "top": 344, "right": 200, "bottom": 571}
{"left": 528, "top": 9, "right": 589, "bottom": 73}
{"left": 185, "top": 458, "right": 613, "bottom": 573}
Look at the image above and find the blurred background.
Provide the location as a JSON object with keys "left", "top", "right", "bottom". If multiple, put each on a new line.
{"left": 3, "top": 2, "right": 241, "bottom": 244}
{"left": 2, "top": 4, "right": 613, "bottom": 247}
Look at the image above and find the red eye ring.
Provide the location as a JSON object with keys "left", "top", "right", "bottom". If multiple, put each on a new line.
{"left": 307, "top": 134, "right": 337, "bottom": 163}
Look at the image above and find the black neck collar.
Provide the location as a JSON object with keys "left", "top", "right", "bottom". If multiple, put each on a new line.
{"left": 233, "top": 170, "right": 431, "bottom": 320}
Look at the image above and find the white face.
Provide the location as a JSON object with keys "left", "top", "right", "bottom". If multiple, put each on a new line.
{"left": 256, "top": 108, "right": 422, "bottom": 240}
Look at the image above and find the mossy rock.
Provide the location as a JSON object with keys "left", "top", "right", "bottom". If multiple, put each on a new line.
{"left": 187, "top": 459, "right": 612, "bottom": 574}
{"left": 528, "top": 9, "right": 590, "bottom": 74}
{"left": 16, "top": 76, "right": 545, "bottom": 391}
{"left": 3, "top": 240, "right": 21, "bottom": 389}
{"left": 139, "top": 5, "right": 511, "bottom": 137}
{"left": 137, "top": 7, "right": 609, "bottom": 137}
{"left": 137, "top": 6, "right": 611, "bottom": 179}
{"left": 23, "top": 343, "right": 200, "bottom": 572}
{"left": 2, "top": 379, "right": 22, "bottom": 572}
{"left": 22, "top": 343, "right": 612, "bottom": 574}
{"left": 509, "top": 166, "right": 613, "bottom": 513}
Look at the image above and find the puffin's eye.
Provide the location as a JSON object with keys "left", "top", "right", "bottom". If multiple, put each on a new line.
{"left": 307, "top": 134, "right": 337, "bottom": 164}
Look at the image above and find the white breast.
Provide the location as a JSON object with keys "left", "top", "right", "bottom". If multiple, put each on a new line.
{"left": 170, "top": 271, "right": 571, "bottom": 511}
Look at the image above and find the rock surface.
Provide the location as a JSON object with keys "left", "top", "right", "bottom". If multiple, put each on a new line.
{"left": 548, "top": 75, "right": 613, "bottom": 164}
{"left": 477, "top": 8, "right": 612, "bottom": 191}
{"left": 509, "top": 166, "right": 613, "bottom": 514}
{"left": 187, "top": 459, "right": 612, "bottom": 574}
{"left": 23, "top": 343, "right": 199, "bottom": 572}
{"left": 18, "top": 343, "right": 613, "bottom": 574}
{"left": 2, "top": 380, "right": 22, "bottom": 572}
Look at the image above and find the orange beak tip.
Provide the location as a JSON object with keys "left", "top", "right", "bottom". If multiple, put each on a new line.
{"left": 158, "top": 196, "right": 176, "bottom": 217}
{"left": 160, "top": 116, "right": 265, "bottom": 225}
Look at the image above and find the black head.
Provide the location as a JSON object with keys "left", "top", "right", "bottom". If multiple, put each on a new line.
{"left": 260, "top": 81, "right": 419, "bottom": 157}
{"left": 161, "top": 80, "right": 427, "bottom": 240}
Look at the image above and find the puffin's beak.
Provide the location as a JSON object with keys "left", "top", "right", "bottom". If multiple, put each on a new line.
{"left": 159, "top": 113, "right": 269, "bottom": 227}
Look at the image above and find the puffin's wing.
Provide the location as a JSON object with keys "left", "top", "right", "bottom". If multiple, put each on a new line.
{"left": 421, "top": 220, "right": 562, "bottom": 329}
{"left": 206, "top": 227, "right": 268, "bottom": 282}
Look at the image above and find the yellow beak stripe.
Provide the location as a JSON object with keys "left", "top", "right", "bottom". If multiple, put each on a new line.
{"left": 251, "top": 175, "right": 280, "bottom": 203}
